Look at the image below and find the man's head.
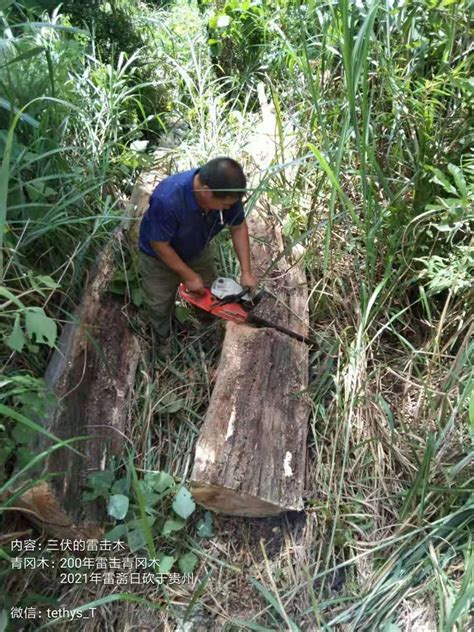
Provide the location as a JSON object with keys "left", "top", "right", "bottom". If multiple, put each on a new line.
{"left": 194, "top": 157, "right": 246, "bottom": 211}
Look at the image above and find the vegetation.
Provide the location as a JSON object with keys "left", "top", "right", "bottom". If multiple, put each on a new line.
{"left": 1, "top": 0, "right": 472, "bottom": 630}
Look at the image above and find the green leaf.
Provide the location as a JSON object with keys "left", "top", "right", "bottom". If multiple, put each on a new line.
{"left": 145, "top": 471, "right": 175, "bottom": 493}
{"left": 137, "top": 479, "right": 160, "bottom": 507}
{"left": 127, "top": 528, "right": 147, "bottom": 553}
{"left": 131, "top": 463, "right": 157, "bottom": 557}
{"left": 175, "top": 304, "right": 191, "bottom": 324}
{"left": 90, "top": 470, "right": 115, "bottom": 488}
{"left": 0, "top": 1, "right": 16, "bottom": 12}
{"left": 36, "top": 274, "right": 60, "bottom": 290}
{"left": 11, "top": 421, "right": 33, "bottom": 444}
{"left": 0, "top": 441, "right": 14, "bottom": 465}
{"left": 178, "top": 552, "right": 198, "bottom": 574}
{"left": 6, "top": 315, "right": 25, "bottom": 352}
{"left": 108, "top": 494, "right": 129, "bottom": 520}
{"left": 111, "top": 477, "right": 129, "bottom": 495}
{"left": 25, "top": 181, "right": 45, "bottom": 202}
{"left": 15, "top": 446, "right": 35, "bottom": 469}
{"left": 109, "top": 282, "right": 126, "bottom": 296}
{"left": 158, "top": 554, "right": 176, "bottom": 574}
{"left": 0, "top": 608, "right": 8, "bottom": 632}
{"left": 104, "top": 524, "right": 127, "bottom": 541}
{"left": 196, "top": 511, "right": 214, "bottom": 538}
{"left": 131, "top": 286, "right": 143, "bottom": 307}
{"left": 447, "top": 164, "right": 468, "bottom": 198}
{"left": 450, "top": 77, "right": 474, "bottom": 95}
{"left": 0, "top": 108, "right": 16, "bottom": 276}
{"left": 382, "top": 625, "right": 402, "bottom": 632}
{"left": 162, "top": 517, "right": 185, "bottom": 536}
{"left": 0, "top": 403, "right": 82, "bottom": 455}
{"left": 158, "top": 393, "right": 185, "bottom": 413}
{"left": 0, "top": 287, "right": 24, "bottom": 309}
{"left": 165, "top": 399, "right": 185, "bottom": 413}
{"left": 0, "top": 44, "right": 45, "bottom": 70}
{"left": 172, "top": 487, "right": 196, "bottom": 520}
{"left": 0, "top": 98, "right": 39, "bottom": 128}
{"left": 24, "top": 307, "right": 57, "bottom": 347}
{"left": 87, "top": 470, "right": 115, "bottom": 498}
{"left": 11, "top": 21, "right": 87, "bottom": 34}
{"left": 429, "top": 167, "right": 457, "bottom": 195}
{"left": 126, "top": 516, "right": 156, "bottom": 531}
{"left": 282, "top": 216, "right": 296, "bottom": 237}
{"left": 307, "top": 143, "right": 360, "bottom": 229}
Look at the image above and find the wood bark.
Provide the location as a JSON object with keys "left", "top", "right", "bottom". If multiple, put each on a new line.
{"left": 11, "top": 171, "right": 164, "bottom": 538}
{"left": 191, "top": 86, "right": 310, "bottom": 516}
{"left": 191, "top": 322, "right": 309, "bottom": 516}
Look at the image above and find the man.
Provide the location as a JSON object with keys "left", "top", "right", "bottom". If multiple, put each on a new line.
{"left": 138, "top": 157, "right": 257, "bottom": 354}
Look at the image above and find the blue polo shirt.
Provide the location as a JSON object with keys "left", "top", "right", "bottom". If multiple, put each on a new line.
{"left": 139, "top": 168, "right": 245, "bottom": 262}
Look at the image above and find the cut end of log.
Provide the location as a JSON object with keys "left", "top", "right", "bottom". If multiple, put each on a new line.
{"left": 190, "top": 482, "right": 303, "bottom": 517}
{"left": 12, "top": 482, "right": 103, "bottom": 540}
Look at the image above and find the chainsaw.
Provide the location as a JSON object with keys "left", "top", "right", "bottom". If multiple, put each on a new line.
{"left": 178, "top": 277, "right": 311, "bottom": 344}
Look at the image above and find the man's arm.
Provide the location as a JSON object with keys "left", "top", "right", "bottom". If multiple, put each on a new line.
{"left": 151, "top": 241, "right": 205, "bottom": 293}
{"left": 230, "top": 221, "right": 257, "bottom": 289}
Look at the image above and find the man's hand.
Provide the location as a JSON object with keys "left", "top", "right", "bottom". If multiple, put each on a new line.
{"left": 184, "top": 272, "right": 205, "bottom": 295}
{"left": 240, "top": 271, "right": 258, "bottom": 291}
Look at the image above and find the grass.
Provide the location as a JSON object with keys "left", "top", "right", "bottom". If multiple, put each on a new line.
{"left": 1, "top": 0, "right": 473, "bottom": 630}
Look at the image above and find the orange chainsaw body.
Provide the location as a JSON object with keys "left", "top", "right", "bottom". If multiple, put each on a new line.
{"left": 178, "top": 284, "right": 249, "bottom": 324}
{"left": 178, "top": 281, "right": 311, "bottom": 344}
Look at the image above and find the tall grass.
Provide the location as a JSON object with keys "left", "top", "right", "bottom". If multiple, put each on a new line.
{"left": 0, "top": 2, "right": 169, "bottom": 621}
{"left": 205, "top": 0, "right": 473, "bottom": 628}
{"left": 1, "top": 0, "right": 472, "bottom": 629}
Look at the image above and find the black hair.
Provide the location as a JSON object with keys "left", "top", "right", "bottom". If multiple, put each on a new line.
{"left": 199, "top": 157, "right": 246, "bottom": 199}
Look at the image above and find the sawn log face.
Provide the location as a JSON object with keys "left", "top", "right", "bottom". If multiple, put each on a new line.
{"left": 191, "top": 322, "right": 309, "bottom": 516}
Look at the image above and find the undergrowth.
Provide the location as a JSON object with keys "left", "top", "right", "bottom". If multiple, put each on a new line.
{"left": 1, "top": 0, "right": 472, "bottom": 630}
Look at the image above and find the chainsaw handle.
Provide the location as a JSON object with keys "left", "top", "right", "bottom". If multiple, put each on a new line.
{"left": 214, "top": 287, "right": 250, "bottom": 306}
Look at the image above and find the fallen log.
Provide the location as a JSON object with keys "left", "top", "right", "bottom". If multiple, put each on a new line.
{"left": 191, "top": 322, "right": 309, "bottom": 516}
{"left": 190, "top": 88, "right": 310, "bottom": 515}
{"left": 11, "top": 170, "right": 164, "bottom": 538}
{"left": 190, "top": 211, "right": 310, "bottom": 516}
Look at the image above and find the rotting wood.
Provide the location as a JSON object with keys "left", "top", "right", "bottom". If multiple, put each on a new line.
{"left": 11, "top": 170, "right": 165, "bottom": 538}
{"left": 191, "top": 322, "right": 309, "bottom": 516}
{"left": 190, "top": 86, "right": 310, "bottom": 516}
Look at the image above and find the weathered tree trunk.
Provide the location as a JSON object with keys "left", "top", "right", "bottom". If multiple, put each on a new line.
{"left": 190, "top": 213, "right": 310, "bottom": 516}
{"left": 12, "top": 171, "right": 164, "bottom": 538}
{"left": 190, "top": 88, "right": 310, "bottom": 515}
{"left": 191, "top": 322, "right": 309, "bottom": 516}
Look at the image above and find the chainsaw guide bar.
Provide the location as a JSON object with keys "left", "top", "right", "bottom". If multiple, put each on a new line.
{"left": 178, "top": 277, "right": 311, "bottom": 345}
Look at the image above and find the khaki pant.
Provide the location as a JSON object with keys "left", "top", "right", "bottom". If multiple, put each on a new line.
{"left": 139, "top": 246, "right": 217, "bottom": 339}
